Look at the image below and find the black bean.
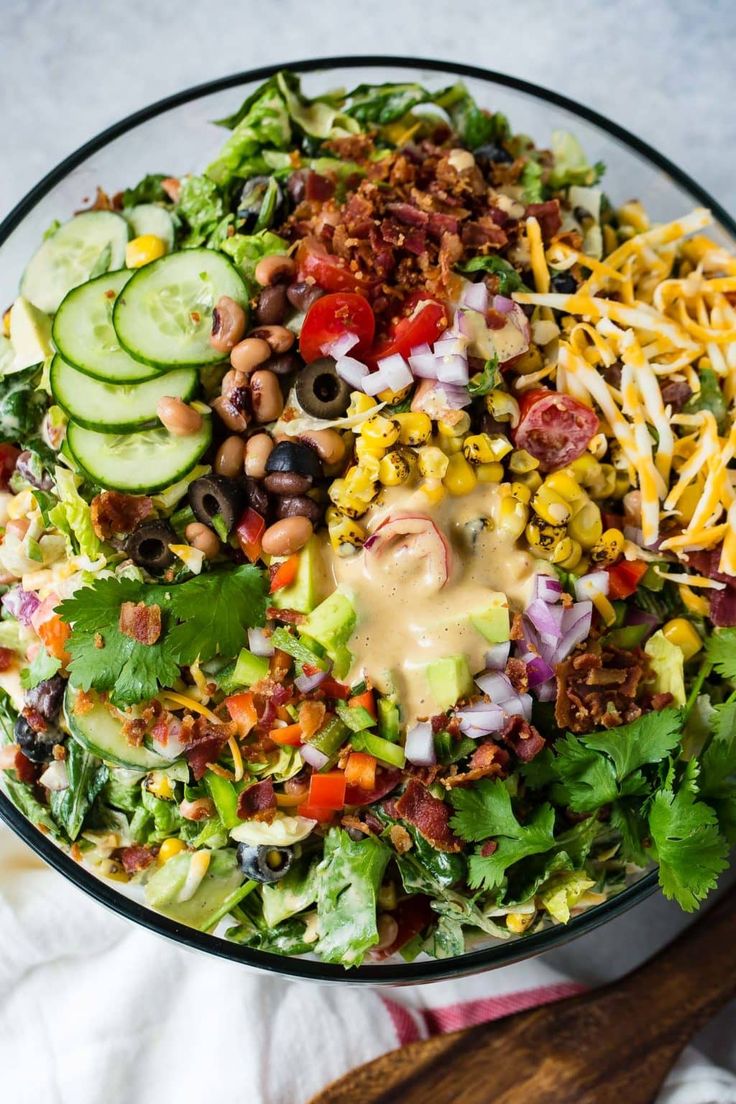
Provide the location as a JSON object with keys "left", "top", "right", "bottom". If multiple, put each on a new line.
{"left": 275, "top": 495, "right": 324, "bottom": 524}
{"left": 286, "top": 281, "right": 325, "bottom": 313}
{"left": 25, "top": 674, "right": 65, "bottom": 723}
{"left": 267, "top": 351, "right": 303, "bottom": 377}
{"left": 14, "top": 715, "right": 57, "bottom": 763}
{"left": 255, "top": 284, "right": 288, "bottom": 326}
{"left": 245, "top": 477, "right": 269, "bottom": 517}
{"left": 264, "top": 471, "right": 312, "bottom": 495}
{"left": 550, "top": 271, "right": 578, "bottom": 294}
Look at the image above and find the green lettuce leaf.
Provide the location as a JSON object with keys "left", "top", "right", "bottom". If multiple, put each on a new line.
{"left": 48, "top": 466, "right": 103, "bottom": 561}
{"left": 314, "top": 828, "right": 390, "bottom": 966}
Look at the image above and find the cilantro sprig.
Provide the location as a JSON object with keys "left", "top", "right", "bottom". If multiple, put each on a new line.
{"left": 58, "top": 566, "right": 267, "bottom": 707}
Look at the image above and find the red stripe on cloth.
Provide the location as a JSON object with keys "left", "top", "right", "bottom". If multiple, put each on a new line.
{"left": 381, "top": 996, "right": 424, "bottom": 1046}
{"left": 421, "top": 981, "right": 586, "bottom": 1035}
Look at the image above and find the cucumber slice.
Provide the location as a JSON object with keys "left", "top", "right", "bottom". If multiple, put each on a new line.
{"left": 65, "top": 687, "right": 168, "bottom": 770}
{"left": 52, "top": 270, "right": 163, "bottom": 383}
{"left": 125, "top": 204, "right": 176, "bottom": 251}
{"left": 113, "top": 248, "right": 248, "bottom": 367}
{"left": 50, "top": 355, "right": 198, "bottom": 432}
{"left": 21, "top": 211, "right": 130, "bottom": 314}
{"left": 66, "top": 417, "right": 212, "bottom": 493}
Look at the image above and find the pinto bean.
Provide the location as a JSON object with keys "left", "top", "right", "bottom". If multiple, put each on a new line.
{"left": 210, "top": 395, "right": 248, "bottom": 433}
{"left": 210, "top": 296, "right": 246, "bottom": 353}
{"left": 214, "top": 435, "right": 246, "bottom": 478}
{"left": 185, "top": 522, "right": 220, "bottom": 560}
{"left": 264, "top": 471, "right": 312, "bottom": 495}
{"left": 275, "top": 495, "right": 323, "bottom": 524}
{"left": 229, "top": 337, "right": 272, "bottom": 375}
{"left": 156, "top": 397, "right": 203, "bottom": 437}
{"left": 254, "top": 254, "right": 295, "bottom": 287}
{"left": 250, "top": 369, "right": 284, "bottom": 424}
{"left": 261, "top": 516, "right": 314, "bottom": 556}
{"left": 244, "top": 433, "right": 274, "bottom": 479}
{"left": 298, "top": 428, "right": 347, "bottom": 466}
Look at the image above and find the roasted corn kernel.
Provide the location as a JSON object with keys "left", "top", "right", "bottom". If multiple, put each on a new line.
{"left": 679, "top": 584, "right": 710, "bottom": 618}
{"left": 568, "top": 453, "right": 601, "bottom": 485}
{"left": 146, "top": 772, "right": 174, "bottom": 800}
{"left": 443, "top": 453, "right": 477, "bottom": 496}
{"left": 613, "top": 471, "right": 631, "bottom": 498}
{"left": 464, "top": 433, "right": 505, "bottom": 464}
{"left": 587, "top": 463, "right": 617, "bottom": 500}
{"left": 420, "top": 478, "right": 447, "bottom": 506}
{"left": 476, "top": 462, "right": 505, "bottom": 484}
{"left": 532, "top": 485, "right": 572, "bottom": 526}
{"left": 395, "top": 411, "right": 432, "bottom": 447}
{"left": 347, "top": 392, "right": 377, "bottom": 417}
{"left": 361, "top": 414, "right": 400, "bottom": 448}
{"left": 676, "top": 478, "right": 705, "bottom": 524}
{"left": 509, "top": 481, "right": 532, "bottom": 504}
{"left": 512, "top": 469, "right": 543, "bottom": 494}
{"left": 328, "top": 478, "right": 369, "bottom": 518}
{"left": 378, "top": 450, "right": 412, "bottom": 487}
{"left": 485, "top": 389, "right": 520, "bottom": 425}
{"left": 526, "top": 515, "right": 566, "bottom": 553}
{"left": 418, "top": 446, "right": 449, "bottom": 480}
{"left": 549, "top": 536, "right": 577, "bottom": 565}
{"left": 157, "top": 837, "right": 187, "bottom": 865}
{"left": 493, "top": 495, "right": 529, "bottom": 540}
{"left": 509, "top": 449, "right": 540, "bottom": 474}
{"left": 437, "top": 413, "right": 471, "bottom": 440}
{"left": 355, "top": 436, "right": 386, "bottom": 462}
{"left": 587, "top": 433, "right": 608, "bottom": 460}
{"left": 506, "top": 911, "right": 534, "bottom": 934}
{"left": 125, "top": 234, "right": 167, "bottom": 268}
{"left": 440, "top": 435, "right": 464, "bottom": 455}
{"left": 568, "top": 500, "right": 603, "bottom": 549}
{"left": 590, "top": 528, "right": 625, "bottom": 566}
{"left": 512, "top": 345, "right": 543, "bottom": 375}
{"left": 378, "top": 384, "right": 412, "bottom": 405}
{"left": 555, "top": 537, "right": 583, "bottom": 570}
{"left": 663, "top": 618, "right": 703, "bottom": 661}
{"left": 329, "top": 516, "right": 366, "bottom": 556}
{"left": 544, "top": 470, "right": 585, "bottom": 504}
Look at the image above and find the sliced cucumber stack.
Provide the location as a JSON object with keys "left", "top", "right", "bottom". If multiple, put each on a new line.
{"left": 66, "top": 417, "right": 212, "bottom": 493}
{"left": 124, "top": 204, "right": 176, "bottom": 251}
{"left": 65, "top": 687, "right": 170, "bottom": 770}
{"left": 52, "top": 269, "right": 164, "bottom": 383}
{"left": 50, "top": 355, "right": 198, "bottom": 433}
{"left": 113, "top": 248, "right": 248, "bottom": 367}
{"left": 21, "top": 211, "right": 130, "bottom": 314}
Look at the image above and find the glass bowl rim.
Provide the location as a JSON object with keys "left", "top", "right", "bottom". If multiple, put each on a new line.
{"left": 3, "top": 52, "right": 722, "bottom": 983}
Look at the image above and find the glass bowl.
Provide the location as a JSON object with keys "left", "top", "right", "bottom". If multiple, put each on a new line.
{"left": 1, "top": 56, "right": 734, "bottom": 985}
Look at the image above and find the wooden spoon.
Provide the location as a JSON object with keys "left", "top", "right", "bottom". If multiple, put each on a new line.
{"left": 310, "top": 883, "right": 736, "bottom": 1104}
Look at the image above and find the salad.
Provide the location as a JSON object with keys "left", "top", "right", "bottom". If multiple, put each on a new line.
{"left": 0, "top": 70, "right": 735, "bottom": 969}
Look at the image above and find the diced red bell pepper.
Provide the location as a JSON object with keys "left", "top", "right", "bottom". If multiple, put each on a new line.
{"left": 320, "top": 677, "right": 351, "bottom": 700}
{"left": 296, "top": 803, "right": 337, "bottom": 823}
{"left": 307, "top": 770, "right": 346, "bottom": 810}
{"left": 269, "top": 554, "right": 300, "bottom": 594}
{"left": 344, "top": 752, "right": 377, "bottom": 791}
{"left": 237, "top": 508, "right": 266, "bottom": 563}
{"left": 269, "top": 723, "right": 303, "bottom": 747}
{"left": 607, "top": 559, "right": 649, "bottom": 600}
{"left": 349, "top": 689, "right": 376, "bottom": 719}
{"left": 225, "top": 692, "right": 258, "bottom": 737}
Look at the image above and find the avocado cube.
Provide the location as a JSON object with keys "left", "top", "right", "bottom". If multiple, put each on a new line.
{"left": 9, "top": 296, "right": 53, "bottom": 372}
{"left": 271, "top": 536, "right": 322, "bottom": 614}
{"left": 470, "top": 593, "right": 510, "bottom": 644}
{"left": 302, "top": 589, "right": 357, "bottom": 676}
{"left": 425, "top": 655, "right": 474, "bottom": 712}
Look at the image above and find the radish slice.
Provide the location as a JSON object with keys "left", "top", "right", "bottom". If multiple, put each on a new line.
{"left": 364, "top": 514, "right": 451, "bottom": 590}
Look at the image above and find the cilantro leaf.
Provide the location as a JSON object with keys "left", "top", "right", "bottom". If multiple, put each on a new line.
{"left": 165, "top": 565, "right": 267, "bottom": 665}
{"left": 20, "top": 647, "right": 61, "bottom": 690}
{"left": 705, "top": 628, "right": 736, "bottom": 681}
{"left": 648, "top": 760, "right": 729, "bottom": 911}
{"left": 456, "top": 255, "right": 527, "bottom": 296}
{"left": 450, "top": 778, "right": 556, "bottom": 892}
{"left": 467, "top": 355, "right": 500, "bottom": 398}
{"left": 49, "top": 740, "right": 108, "bottom": 841}
{"left": 520, "top": 158, "right": 544, "bottom": 203}
{"left": 581, "top": 709, "right": 682, "bottom": 780}
{"left": 552, "top": 734, "right": 619, "bottom": 812}
{"left": 700, "top": 699, "right": 736, "bottom": 842}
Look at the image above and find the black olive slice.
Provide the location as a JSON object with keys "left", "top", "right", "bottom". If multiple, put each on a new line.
{"left": 295, "top": 357, "right": 351, "bottom": 420}
{"left": 474, "top": 143, "right": 514, "bottom": 170}
{"left": 188, "top": 475, "right": 246, "bottom": 535}
{"left": 236, "top": 843, "right": 293, "bottom": 883}
{"left": 265, "top": 440, "right": 323, "bottom": 481}
{"left": 126, "top": 521, "right": 178, "bottom": 574}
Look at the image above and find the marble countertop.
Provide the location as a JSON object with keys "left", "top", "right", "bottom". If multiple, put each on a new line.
{"left": 3, "top": 0, "right": 735, "bottom": 218}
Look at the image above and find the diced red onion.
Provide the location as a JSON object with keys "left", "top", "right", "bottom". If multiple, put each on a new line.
{"left": 39, "top": 760, "right": 69, "bottom": 792}
{"left": 520, "top": 693, "right": 533, "bottom": 721}
{"left": 475, "top": 671, "right": 516, "bottom": 703}
{"left": 534, "top": 574, "right": 563, "bottom": 604}
{"left": 295, "top": 665, "right": 331, "bottom": 693}
{"left": 502, "top": 697, "right": 526, "bottom": 719}
{"left": 436, "top": 354, "right": 469, "bottom": 385}
{"left": 408, "top": 350, "right": 440, "bottom": 379}
{"left": 2, "top": 587, "right": 40, "bottom": 626}
{"left": 412, "top": 381, "right": 472, "bottom": 411}
{"left": 624, "top": 525, "right": 644, "bottom": 544}
{"left": 493, "top": 295, "right": 516, "bottom": 315}
{"left": 461, "top": 281, "right": 489, "bottom": 313}
{"left": 248, "top": 627, "right": 275, "bottom": 658}
{"left": 151, "top": 724, "right": 190, "bottom": 761}
{"left": 336, "top": 355, "right": 370, "bottom": 390}
{"left": 574, "top": 571, "right": 610, "bottom": 602}
{"left": 375, "top": 354, "right": 413, "bottom": 391}
{"left": 555, "top": 600, "right": 593, "bottom": 661}
{"left": 433, "top": 335, "right": 467, "bottom": 358}
{"left": 525, "top": 654, "right": 555, "bottom": 688}
{"left": 456, "top": 705, "right": 506, "bottom": 737}
{"left": 526, "top": 599, "right": 564, "bottom": 645}
{"left": 323, "top": 332, "right": 360, "bottom": 359}
{"left": 536, "top": 679, "right": 558, "bottom": 703}
{"left": 405, "top": 721, "right": 436, "bottom": 766}
{"left": 299, "top": 743, "right": 329, "bottom": 770}
{"left": 485, "top": 641, "right": 511, "bottom": 669}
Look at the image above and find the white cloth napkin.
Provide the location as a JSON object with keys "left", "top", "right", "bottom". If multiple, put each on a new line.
{"left": 0, "top": 826, "right": 734, "bottom": 1104}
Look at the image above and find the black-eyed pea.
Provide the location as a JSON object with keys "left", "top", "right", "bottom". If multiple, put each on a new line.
{"left": 210, "top": 296, "right": 246, "bottom": 353}
{"left": 298, "top": 428, "right": 347, "bottom": 467}
{"left": 156, "top": 397, "right": 204, "bottom": 436}
{"left": 250, "top": 369, "right": 284, "bottom": 424}
{"left": 214, "top": 435, "right": 246, "bottom": 478}
{"left": 230, "top": 337, "right": 272, "bottom": 375}
{"left": 250, "top": 324, "right": 295, "bottom": 355}
{"left": 261, "top": 516, "right": 313, "bottom": 556}
{"left": 244, "top": 432, "right": 274, "bottom": 480}
{"left": 254, "top": 253, "right": 295, "bottom": 287}
{"left": 210, "top": 395, "right": 248, "bottom": 433}
{"left": 185, "top": 522, "right": 220, "bottom": 560}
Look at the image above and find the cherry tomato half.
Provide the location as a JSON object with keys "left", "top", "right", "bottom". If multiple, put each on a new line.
{"left": 299, "top": 292, "right": 375, "bottom": 364}
{"left": 0, "top": 444, "right": 20, "bottom": 491}
{"left": 296, "top": 238, "right": 360, "bottom": 293}
{"left": 369, "top": 299, "right": 448, "bottom": 365}
{"left": 514, "top": 388, "right": 599, "bottom": 472}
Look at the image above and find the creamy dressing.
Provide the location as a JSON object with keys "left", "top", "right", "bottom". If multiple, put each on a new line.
{"left": 326, "top": 484, "right": 542, "bottom": 725}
